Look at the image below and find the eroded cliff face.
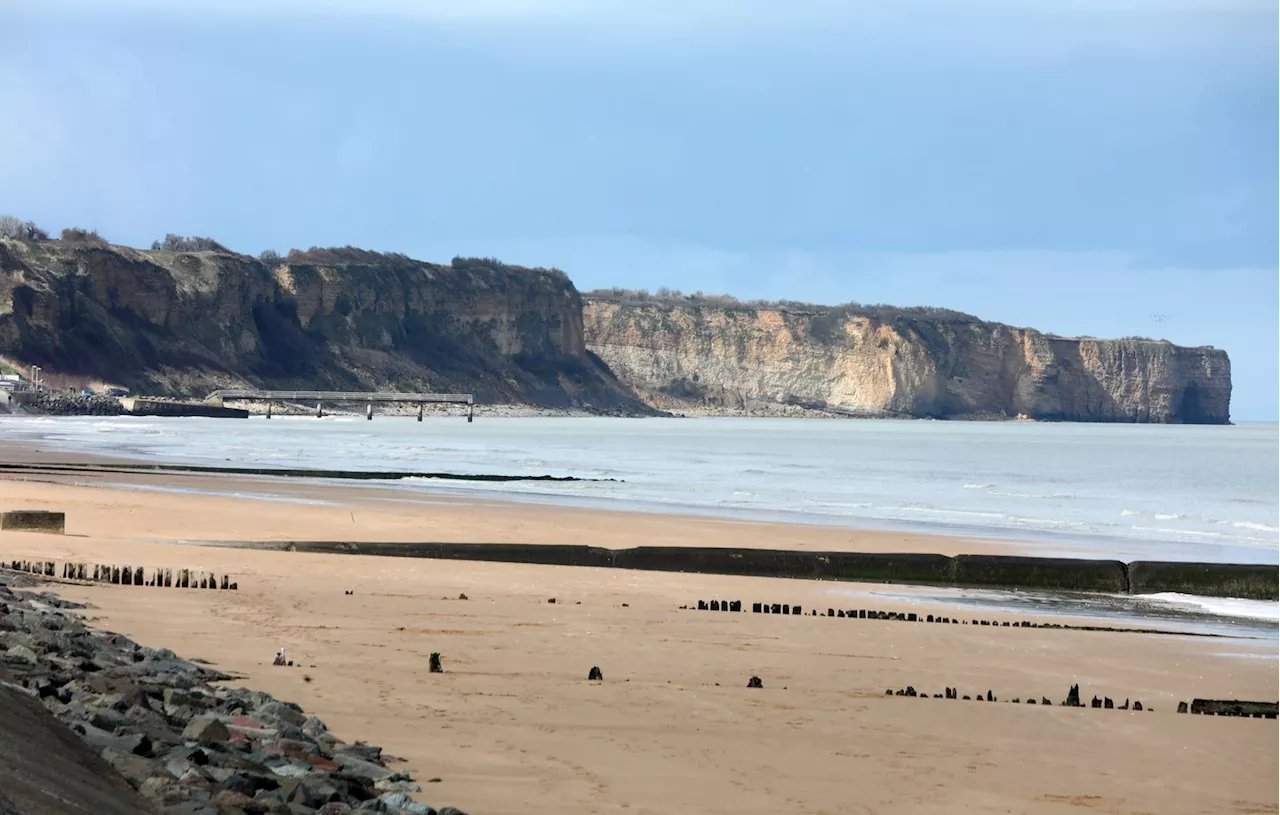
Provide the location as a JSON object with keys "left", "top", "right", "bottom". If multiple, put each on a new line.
{"left": 0, "top": 239, "right": 647, "bottom": 411}
{"left": 583, "top": 299, "right": 1232, "bottom": 423}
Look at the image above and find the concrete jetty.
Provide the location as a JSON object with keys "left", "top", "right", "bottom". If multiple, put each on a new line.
{"left": 205, "top": 389, "right": 475, "bottom": 421}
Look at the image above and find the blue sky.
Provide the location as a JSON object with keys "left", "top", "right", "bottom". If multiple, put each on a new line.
{"left": 2, "top": 1, "right": 1276, "bottom": 418}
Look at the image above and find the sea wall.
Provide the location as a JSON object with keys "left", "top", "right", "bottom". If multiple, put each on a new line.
{"left": 1128, "top": 561, "right": 1278, "bottom": 601}
{"left": 0, "top": 239, "right": 648, "bottom": 412}
{"left": 582, "top": 298, "right": 1232, "bottom": 423}
{"left": 952, "top": 555, "right": 1127, "bottom": 594}
{"left": 254, "top": 542, "right": 1278, "bottom": 600}
{"left": 0, "top": 684, "right": 150, "bottom": 815}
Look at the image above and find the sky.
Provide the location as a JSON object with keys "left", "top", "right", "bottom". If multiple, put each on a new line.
{"left": 1, "top": 0, "right": 1276, "bottom": 418}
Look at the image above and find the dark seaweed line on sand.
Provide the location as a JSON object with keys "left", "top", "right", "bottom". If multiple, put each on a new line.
{"left": 0, "top": 461, "right": 618, "bottom": 483}
{"left": 188, "top": 540, "right": 1280, "bottom": 604}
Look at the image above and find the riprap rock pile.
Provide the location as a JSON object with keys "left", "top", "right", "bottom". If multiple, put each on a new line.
{"left": 0, "top": 573, "right": 466, "bottom": 815}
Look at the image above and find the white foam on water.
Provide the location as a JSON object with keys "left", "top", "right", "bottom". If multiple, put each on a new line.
{"left": 1132, "top": 526, "right": 1277, "bottom": 546}
{"left": 893, "top": 505, "right": 1007, "bottom": 520}
{"left": 1234, "top": 521, "right": 1280, "bottom": 534}
{"left": 991, "top": 490, "right": 1074, "bottom": 500}
{"left": 1140, "top": 593, "right": 1280, "bottom": 623}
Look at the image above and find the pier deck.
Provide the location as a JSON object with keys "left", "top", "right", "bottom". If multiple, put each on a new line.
{"left": 205, "top": 390, "right": 474, "bottom": 421}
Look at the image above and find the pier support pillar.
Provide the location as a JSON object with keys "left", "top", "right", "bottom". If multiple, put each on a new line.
{"left": 417, "top": 404, "right": 424, "bottom": 422}
{"left": 366, "top": 403, "right": 373, "bottom": 421}
{"left": 316, "top": 402, "right": 323, "bottom": 418}
{"left": 467, "top": 402, "right": 474, "bottom": 423}
{"left": 265, "top": 402, "right": 272, "bottom": 419}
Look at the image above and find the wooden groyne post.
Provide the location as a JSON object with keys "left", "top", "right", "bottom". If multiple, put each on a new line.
{"left": 4, "top": 560, "right": 237, "bottom": 590}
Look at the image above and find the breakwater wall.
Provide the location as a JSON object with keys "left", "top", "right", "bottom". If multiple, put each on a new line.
{"left": 1128, "top": 561, "right": 1275, "bottom": 600}
{"left": 122, "top": 397, "right": 249, "bottom": 418}
{"left": 0, "top": 460, "right": 614, "bottom": 484}
{"left": 242, "top": 542, "right": 1278, "bottom": 600}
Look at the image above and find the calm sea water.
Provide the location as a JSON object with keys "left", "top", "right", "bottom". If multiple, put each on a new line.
{"left": 2, "top": 416, "right": 1276, "bottom": 566}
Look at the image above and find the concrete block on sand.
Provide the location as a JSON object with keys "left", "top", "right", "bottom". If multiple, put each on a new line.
{"left": 0, "top": 510, "right": 65, "bottom": 534}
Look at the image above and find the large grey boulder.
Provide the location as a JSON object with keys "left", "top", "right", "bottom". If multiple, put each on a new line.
{"left": 181, "top": 715, "right": 230, "bottom": 745}
{"left": 3, "top": 644, "right": 40, "bottom": 665}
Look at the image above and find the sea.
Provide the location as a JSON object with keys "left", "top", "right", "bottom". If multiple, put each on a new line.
{"left": 1, "top": 415, "right": 1276, "bottom": 632}
{"left": 2, "top": 415, "right": 1276, "bottom": 562}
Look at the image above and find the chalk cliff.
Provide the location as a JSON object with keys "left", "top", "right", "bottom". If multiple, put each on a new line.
{"left": 0, "top": 237, "right": 1231, "bottom": 423}
{"left": 0, "top": 239, "right": 646, "bottom": 411}
{"left": 582, "top": 298, "right": 1231, "bottom": 423}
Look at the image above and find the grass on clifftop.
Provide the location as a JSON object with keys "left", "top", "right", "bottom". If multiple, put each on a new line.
{"left": 583, "top": 287, "right": 987, "bottom": 324}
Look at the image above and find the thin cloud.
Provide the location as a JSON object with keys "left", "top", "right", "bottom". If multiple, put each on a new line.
{"left": 15, "top": 0, "right": 1272, "bottom": 29}
{"left": 7, "top": 0, "right": 1270, "bottom": 69}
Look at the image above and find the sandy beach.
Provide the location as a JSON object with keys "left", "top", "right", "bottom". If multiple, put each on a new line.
{"left": 0, "top": 445, "right": 1276, "bottom": 814}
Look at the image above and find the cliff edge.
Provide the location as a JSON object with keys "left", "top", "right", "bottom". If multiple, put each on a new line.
{"left": 0, "top": 239, "right": 647, "bottom": 412}
{"left": 582, "top": 297, "right": 1231, "bottom": 423}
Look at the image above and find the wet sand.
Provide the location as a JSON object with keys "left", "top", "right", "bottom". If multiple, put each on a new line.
{"left": 0, "top": 445, "right": 1276, "bottom": 814}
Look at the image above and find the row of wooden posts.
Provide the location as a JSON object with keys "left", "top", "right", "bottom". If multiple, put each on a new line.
{"left": 5, "top": 559, "right": 237, "bottom": 590}
{"left": 691, "top": 599, "right": 1091, "bottom": 629}
{"left": 693, "top": 599, "right": 928, "bottom": 621}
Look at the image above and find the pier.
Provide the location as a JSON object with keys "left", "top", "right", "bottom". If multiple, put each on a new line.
{"left": 204, "top": 389, "right": 475, "bottom": 421}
